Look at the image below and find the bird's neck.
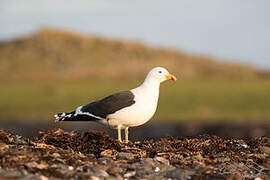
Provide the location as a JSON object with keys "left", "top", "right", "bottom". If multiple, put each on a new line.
{"left": 140, "top": 78, "right": 160, "bottom": 91}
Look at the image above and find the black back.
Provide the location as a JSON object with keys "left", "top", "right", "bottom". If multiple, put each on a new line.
{"left": 81, "top": 90, "right": 135, "bottom": 119}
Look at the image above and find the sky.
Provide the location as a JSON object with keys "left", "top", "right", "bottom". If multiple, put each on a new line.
{"left": 0, "top": 0, "right": 270, "bottom": 69}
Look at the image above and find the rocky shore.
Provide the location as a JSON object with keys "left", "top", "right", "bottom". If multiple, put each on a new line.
{"left": 0, "top": 129, "right": 269, "bottom": 179}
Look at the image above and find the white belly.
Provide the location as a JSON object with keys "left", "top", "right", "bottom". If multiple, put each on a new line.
{"left": 105, "top": 86, "right": 159, "bottom": 128}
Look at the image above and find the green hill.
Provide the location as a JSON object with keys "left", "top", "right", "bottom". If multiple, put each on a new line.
{"left": 0, "top": 28, "right": 259, "bottom": 82}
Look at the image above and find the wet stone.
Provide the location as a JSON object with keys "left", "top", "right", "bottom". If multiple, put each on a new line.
{"left": 100, "top": 149, "right": 116, "bottom": 158}
{"left": 193, "top": 154, "right": 203, "bottom": 161}
{"left": 88, "top": 166, "right": 109, "bottom": 178}
{"left": 0, "top": 169, "right": 23, "bottom": 179}
{"left": 144, "top": 174, "right": 164, "bottom": 180}
{"left": 135, "top": 159, "right": 156, "bottom": 177}
{"left": 98, "top": 157, "right": 115, "bottom": 165}
{"left": 107, "top": 166, "right": 121, "bottom": 176}
{"left": 156, "top": 164, "right": 176, "bottom": 176}
{"left": 260, "top": 146, "right": 270, "bottom": 154}
{"left": 166, "top": 169, "right": 195, "bottom": 179}
{"left": 105, "top": 177, "right": 120, "bottom": 180}
{"left": 117, "top": 152, "right": 135, "bottom": 160}
{"left": 90, "top": 176, "right": 101, "bottom": 180}
{"left": 50, "top": 165, "right": 75, "bottom": 178}
{"left": 217, "top": 157, "right": 231, "bottom": 163}
{"left": 51, "top": 152, "right": 61, "bottom": 158}
{"left": 155, "top": 156, "right": 170, "bottom": 165}
{"left": 19, "top": 174, "right": 49, "bottom": 180}
{"left": 123, "top": 171, "right": 136, "bottom": 178}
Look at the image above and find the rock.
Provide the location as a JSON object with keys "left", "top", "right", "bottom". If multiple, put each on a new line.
{"left": 193, "top": 154, "right": 203, "bottom": 161}
{"left": 19, "top": 174, "right": 49, "bottom": 180}
{"left": 155, "top": 156, "right": 170, "bottom": 165}
{"left": 98, "top": 157, "right": 114, "bottom": 165}
{"left": 123, "top": 171, "right": 136, "bottom": 178}
{"left": 260, "top": 146, "right": 270, "bottom": 154}
{"left": 117, "top": 152, "right": 134, "bottom": 160}
{"left": 154, "top": 167, "right": 160, "bottom": 172}
{"left": 140, "top": 159, "right": 154, "bottom": 170}
{"left": 100, "top": 149, "right": 117, "bottom": 158}
{"left": 77, "top": 151, "right": 87, "bottom": 158}
{"left": 81, "top": 165, "right": 90, "bottom": 172}
{"left": 144, "top": 174, "right": 164, "bottom": 180}
{"left": 166, "top": 169, "right": 195, "bottom": 179}
{"left": 68, "top": 166, "right": 74, "bottom": 170}
{"left": 90, "top": 176, "right": 101, "bottom": 180}
{"left": 51, "top": 152, "right": 61, "bottom": 158}
{"left": 25, "top": 162, "right": 48, "bottom": 170}
{"left": 135, "top": 159, "right": 155, "bottom": 177}
{"left": 0, "top": 169, "right": 23, "bottom": 179}
{"left": 107, "top": 166, "right": 121, "bottom": 176}
{"left": 50, "top": 165, "right": 75, "bottom": 178}
{"left": 95, "top": 169, "right": 109, "bottom": 178}
{"left": 156, "top": 164, "right": 176, "bottom": 177}
{"left": 39, "top": 175, "right": 49, "bottom": 180}
{"left": 217, "top": 157, "right": 231, "bottom": 163}
{"left": 89, "top": 166, "right": 109, "bottom": 178}
{"left": 105, "top": 177, "right": 120, "bottom": 180}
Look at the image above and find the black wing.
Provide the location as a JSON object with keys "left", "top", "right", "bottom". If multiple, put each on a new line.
{"left": 80, "top": 90, "right": 135, "bottom": 119}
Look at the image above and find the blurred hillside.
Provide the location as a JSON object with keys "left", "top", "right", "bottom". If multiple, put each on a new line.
{"left": 0, "top": 28, "right": 270, "bottom": 123}
{"left": 0, "top": 28, "right": 262, "bottom": 83}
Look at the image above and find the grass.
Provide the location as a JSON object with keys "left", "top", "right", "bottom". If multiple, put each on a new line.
{"left": 1, "top": 78, "right": 270, "bottom": 124}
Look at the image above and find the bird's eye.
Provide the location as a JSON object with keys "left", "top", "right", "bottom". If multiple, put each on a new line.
{"left": 158, "top": 71, "right": 162, "bottom": 73}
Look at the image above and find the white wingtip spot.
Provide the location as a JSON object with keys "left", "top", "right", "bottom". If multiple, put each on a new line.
{"left": 75, "top": 106, "right": 102, "bottom": 120}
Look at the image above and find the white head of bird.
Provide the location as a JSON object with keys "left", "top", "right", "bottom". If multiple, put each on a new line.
{"left": 143, "top": 67, "right": 177, "bottom": 85}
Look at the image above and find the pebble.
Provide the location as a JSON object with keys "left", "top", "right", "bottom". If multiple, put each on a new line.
{"left": 98, "top": 157, "right": 114, "bottom": 165}
{"left": 0, "top": 169, "right": 22, "bottom": 179}
{"left": 155, "top": 156, "right": 170, "bottom": 165}
{"left": 193, "top": 154, "right": 203, "bottom": 161}
{"left": 134, "top": 159, "right": 155, "bottom": 177}
{"left": 19, "top": 174, "right": 49, "bottom": 180}
{"left": 107, "top": 166, "right": 121, "bottom": 176}
{"left": 260, "top": 146, "right": 270, "bottom": 154}
{"left": 89, "top": 167, "right": 109, "bottom": 177}
{"left": 40, "top": 175, "right": 49, "bottom": 180}
{"left": 166, "top": 169, "right": 195, "bottom": 179}
{"left": 154, "top": 167, "right": 160, "bottom": 172}
{"left": 124, "top": 171, "right": 136, "bottom": 177}
{"left": 90, "top": 176, "right": 101, "bottom": 180}
{"left": 217, "top": 157, "right": 231, "bottom": 163}
{"left": 51, "top": 152, "right": 61, "bottom": 158}
{"left": 68, "top": 166, "right": 74, "bottom": 170}
{"left": 105, "top": 177, "right": 119, "bottom": 180}
{"left": 52, "top": 165, "right": 75, "bottom": 178}
{"left": 100, "top": 149, "right": 116, "bottom": 158}
{"left": 117, "top": 152, "right": 134, "bottom": 160}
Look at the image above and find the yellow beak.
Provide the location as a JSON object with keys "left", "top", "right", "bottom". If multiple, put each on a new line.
{"left": 166, "top": 74, "right": 177, "bottom": 81}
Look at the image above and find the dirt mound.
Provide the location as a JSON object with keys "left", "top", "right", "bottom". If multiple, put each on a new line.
{"left": 0, "top": 129, "right": 269, "bottom": 179}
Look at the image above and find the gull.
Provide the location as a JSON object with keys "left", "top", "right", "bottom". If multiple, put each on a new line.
{"left": 54, "top": 67, "right": 176, "bottom": 142}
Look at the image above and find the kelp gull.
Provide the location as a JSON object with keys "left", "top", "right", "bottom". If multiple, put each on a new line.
{"left": 54, "top": 67, "right": 176, "bottom": 142}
